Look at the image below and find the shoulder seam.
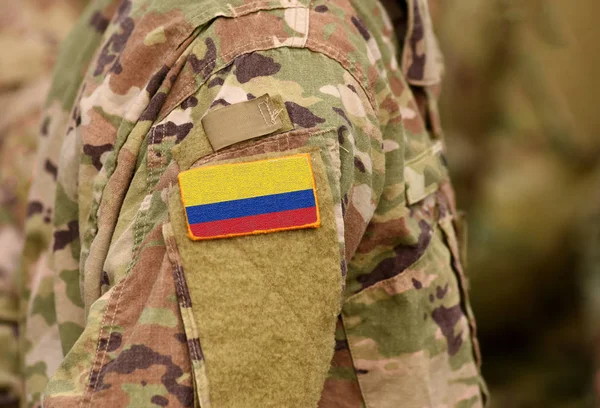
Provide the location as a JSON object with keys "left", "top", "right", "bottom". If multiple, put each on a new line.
{"left": 157, "top": 5, "right": 378, "bottom": 121}
{"left": 305, "top": 38, "right": 376, "bottom": 110}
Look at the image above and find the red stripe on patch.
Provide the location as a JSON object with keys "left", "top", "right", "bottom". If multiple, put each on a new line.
{"left": 189, "top": 207, "right": 318, "bottom": 239}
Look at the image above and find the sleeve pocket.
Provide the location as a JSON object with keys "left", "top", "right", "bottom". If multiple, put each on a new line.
{"left": 165, "top": 130, "right": 345, "bottom": 408}
{"left": 341, "top": 185, "right": 487, "bottom": 407}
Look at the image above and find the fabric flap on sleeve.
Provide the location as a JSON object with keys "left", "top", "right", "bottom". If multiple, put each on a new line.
{"left": 404, "top": 140, "right": 449, "bottom": 205}
{"left": 168, "top": 148, "right": 342, "bottom": 408}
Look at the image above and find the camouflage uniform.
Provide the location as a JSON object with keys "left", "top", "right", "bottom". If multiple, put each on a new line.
{"left": 0, "top": 1, "right": 86, "bottom": 406}
{"left": 17, "top": 0, "right": 487, "bottom": 406}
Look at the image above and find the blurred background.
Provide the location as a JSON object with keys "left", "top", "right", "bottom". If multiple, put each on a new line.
{"left": 1, "top": 1, "right": 599, "bottom": 407}
{"left": 0, "top": 1, "right": 88, "bottom": 405}
{"left": 432, "top": 1, "right": 600, "bottom": 406}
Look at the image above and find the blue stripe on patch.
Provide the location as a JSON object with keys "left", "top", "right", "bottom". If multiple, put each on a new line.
{"left": 185, "top": 189, "right": 316, "bottom": 224}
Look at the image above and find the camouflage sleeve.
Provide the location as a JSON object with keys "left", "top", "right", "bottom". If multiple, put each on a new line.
{"left": 27, "top": 0, "right": 486, "bottom": 406}
{"left": 167, "top": 46, "right": 384, "bottom": 261}
{"left": 160, "top": 45, "right": 388, "bottom": 408}
{"left": 43, "top": 42, "right": 385, "bottom": 408}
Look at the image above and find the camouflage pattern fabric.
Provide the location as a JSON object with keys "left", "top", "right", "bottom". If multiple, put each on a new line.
{"left": 0, "top": 1, "right": 86, "bottom": 406}
{"left": 15, "top": 0, "right": 486, "bottom": 406}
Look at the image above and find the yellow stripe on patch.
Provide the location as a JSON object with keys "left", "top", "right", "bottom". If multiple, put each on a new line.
{"left": 179, "top": 154, "right": 315, "bottom": 206}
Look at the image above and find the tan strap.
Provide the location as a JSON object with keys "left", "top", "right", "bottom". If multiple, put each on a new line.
{"left": 201, "top": 94, "right": 293, "bottom": 151}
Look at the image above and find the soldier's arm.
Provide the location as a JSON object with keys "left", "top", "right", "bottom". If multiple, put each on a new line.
{"left": 27, "top": 1, "right": 487, "bottom": 406}
{"left": 160, "top": 46, "right": 385, "bottom": 407}
{"left": 40, "top": 29, "right": 386, "bottom": 408}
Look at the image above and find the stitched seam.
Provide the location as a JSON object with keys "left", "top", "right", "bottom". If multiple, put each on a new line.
{"left": 257, "top": 100, "right": 270, "bottom": 125}
{"left": 172, "top": 263, "right": 189, "bottom": 309}
{"left": 184, "top": 153, "right": 320, "bottom": 241}
{"left": 190, "top": 127, "right": 334, "bottom": 168}
{"left": 438, "top": 216, "right": 482, "bottom": 370}
{"left": 190, "top": 337, "right": 202, "bottom": 361}
{"left": 80, "top": 276, "right": 113, "bottom": 407}
{"left": 79, "top": 7, "right": 323, "bottom": 402}
{"left": 292, "top": 6, "right": 300, "bottom": 48}
{"left": 85, "top": 126, "right": 160, "bottom": 407}
{"left": 259, "top": 96, "right": 283, "bottom": 125}
{"left": 201, "top": 37, "right": 302, "bottom": 81}
{"left": 158, "top": 5, "right": 312, "bottom": 123}
{"left": 404, "top": 142, "right": 443, "bottom": 167}
{"left": 165, "top": 226, "right": 208, "bottom": 402}
{"left": 187, "top": 0, "right": 304, "bottom": 24}
{"left": 80, "top": 132, "right": 159, "bottom": 408}
{"left": 164, "top": 234, "right": 190, "bottom": 321}
{"left": 159, "top": 38, "right": 284, "bottom": 122}
{"left": 339, "top": 316, "right": 370, "bottom": 408}
{"left": 162, "top": 36, "right": 376, "bottom": 122}
{"left": 87, "top": 261, "right": 126, "bottom": 407}
{"left": 160, "top": 6, "right": 378, "bottom": 122}
{"left": 305, "top": 38, "right": 376, "bottom": 110}
{"left": 169, "top": 252, "right": 202, "bottom": 359}
{"left": 302, "top": 1, "right": 311, "bottom": 48}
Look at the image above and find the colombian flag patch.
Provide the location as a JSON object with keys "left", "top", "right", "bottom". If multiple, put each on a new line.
{"left": 178, "top": 154, "right": 321, "bottom": 240}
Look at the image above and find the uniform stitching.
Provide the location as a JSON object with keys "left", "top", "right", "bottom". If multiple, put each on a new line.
{"left": 78, "top": 6, "right": 317, "bottom": 404}
{"left": 158, "top": 5, "right": 311, "bottom": 121}
{"left": 172, "top": 259, "right": 189, "bottom": 308}
{"left": 168, "top": 248, "right": 203, "bottom": 360}
{"left": 80, "top": 127, "right": 159, "bottom": 407}
{"left": 340, "top": 316, "right": 371, "bottom": 408}
{"left": 85, "top": 125, "right": 160, "bottom": 407}
{"left": 170, "top": 36, "right": 376, "bottom": 120}
{"left": 302, "top": 1, "right": 311, "bottom": 48}
{"left": 190, "top": 127, "right": 333, "bottom": 168}
{"left": 405, "top": 141, "right": 444, "bottom": 167}
{"left": 188, "top": 1, "right": 305, "bottom": 24}
{"left": 305, "top": 38, "right": 376, "bottom": 109}
{"left": 182, "top": 153, "right": 320, "bottom": 241}
{"left": 160, "top": 38, "right": 290, "bottom": 121}
{"left": 161, "top": 10, "right": 376, "bottom": 123}
{"left": 292, "top": 6, "right": 300, "bottom": 48}
{"left": 257, "top": 100, "right": 270, "bottom": 125}
{"left": 259, "top": 96, "right": 283, "bottom": 125}
{"left": 81, "top": 277, "right": 113, "bottom": 407}
{"left": 165, "top": 225, "right": 208, "bottom": 403}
